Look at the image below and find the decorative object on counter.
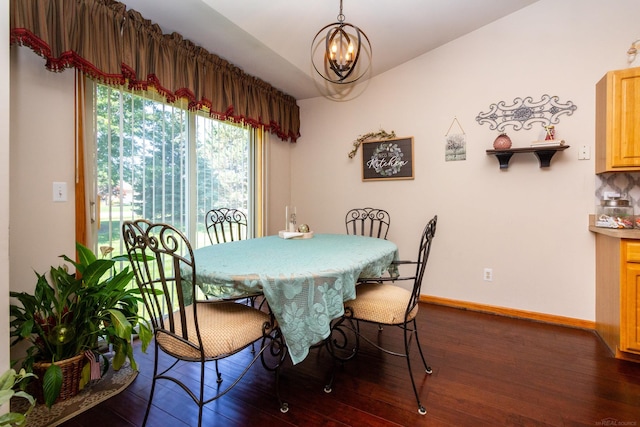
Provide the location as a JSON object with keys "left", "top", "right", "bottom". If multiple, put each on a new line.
{"left": 628, "top": 39, "right": 640, "bottom": 68}
{"left": 476, "top": 95, "right": 577, "bottom": 132}
{"left": 285, "top": 205, "right": 297, "bottom": 232}
{"left": 348, "top": 129, "right": 396, "bottom": 158}
{"left": 492, "top": 133, "right": 512, "bottom": 150}
{"left": 311, "top": 0, "right": 372, "bottom": 85}
{"left": 361, "top": 136, "right": 414, "bottom": 181}
{"left": 298, "top": 224, "right": 310, "bottom": 233}
{"left": 596, "top": 196, "right": 635, "bottom": 229}
{"left": 445, "top": 117, "right": 466, "bottom": 161}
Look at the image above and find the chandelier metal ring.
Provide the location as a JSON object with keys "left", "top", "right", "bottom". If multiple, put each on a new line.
{"left": 311, "top": 0, "right": 372, "bottom": 85}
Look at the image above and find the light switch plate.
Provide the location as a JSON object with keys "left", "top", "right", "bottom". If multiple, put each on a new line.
{"left": 53, "top": 182, "right": 68, "bottom": 202}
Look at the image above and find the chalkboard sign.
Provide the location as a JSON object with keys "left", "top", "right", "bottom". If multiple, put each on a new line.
{"left": 361, "top": 137, "right": 414, "bottom": 181}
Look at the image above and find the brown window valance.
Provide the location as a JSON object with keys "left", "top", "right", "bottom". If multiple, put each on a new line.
{"left": 9, "top": 0, "right": 300, "bottom": 142}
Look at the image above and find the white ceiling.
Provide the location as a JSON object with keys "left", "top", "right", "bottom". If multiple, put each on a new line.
{"left": 121, "top": 0, "right": 540, "bottom": 100}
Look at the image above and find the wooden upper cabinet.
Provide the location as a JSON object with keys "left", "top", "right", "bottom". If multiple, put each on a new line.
{"left": 596, "top": 67, "right": 640, "bottom": 173}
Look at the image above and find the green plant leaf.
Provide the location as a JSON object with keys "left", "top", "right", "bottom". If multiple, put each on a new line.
{"left": 125, "top": 342, "right": 137, "bottom": 371}
{"left": 18, "top": 319, "right": 34, "bottom": 339}
{"left": 107, "top": 309, "right": 132, "bottom": 339}
{"left": 0, "top": 389, "right": 12, "bottom": 406}
{"left": 79, "top": 361, "right": 91, "bottom": 390}
{"left": 81, "top": 259, "right": 115, "bottom": 288}
{"left": 99, "top": 354, "right": 110, "bottom": 377}
{"left": 42, "top": 364, "right": 63, "bottom": 408}
{"left": 138, "top": 321, "right": 153, "bottom": 353}
{"left": 112, "top": 342, "right": 126, "bottom": 371}
{"left": 0, "top": 369, "right": 14, "bottom": 391}
{"left": 13, "top": 389, "right": 36, "bottom": 408}
{"left": 0, "top": 412, "right": 26, "bottom": 426}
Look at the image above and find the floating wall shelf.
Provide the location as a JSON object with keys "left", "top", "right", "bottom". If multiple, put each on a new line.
{"left": 485, "top": 145, "right": 570, "bottom": 169}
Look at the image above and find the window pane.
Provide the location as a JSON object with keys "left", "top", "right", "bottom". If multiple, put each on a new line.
{"left": 94, "top": 84, "right": 251, "bottom": 252}
{"left": 194, "top": 114, "right": 249, "bottom": 247}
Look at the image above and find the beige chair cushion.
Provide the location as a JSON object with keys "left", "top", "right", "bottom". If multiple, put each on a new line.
{"left": 156, "top": 302, "right": 270, "bottom": 360}
{"left": 346, "top": 282, "right": 418, "bottom": 325}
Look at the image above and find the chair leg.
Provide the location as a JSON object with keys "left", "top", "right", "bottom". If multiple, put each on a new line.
{"left": 143, "top": 343, "right": 160, "bottom": 427}
{"left": 412, "top": 319, "right": 432, "bottom": 374}
{"left": 215, "top": 360, "right": 222, "bottom": 384}
{"left": 260, "top": 326, "right": 289, "bottom": 413}
{"left": 197, "top": 356, "right": 206, "bottom": 427}
{"left": 405, "top": 319, "right": 429, "bottom": 415}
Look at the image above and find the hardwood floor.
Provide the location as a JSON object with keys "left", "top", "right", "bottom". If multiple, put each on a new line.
{"left": 60, "top": 303, "right": 640, "bottom": 426}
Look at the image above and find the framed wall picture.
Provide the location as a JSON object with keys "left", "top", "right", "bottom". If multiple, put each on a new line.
{"left": 361, "top": 137, "right": 414, "bottom": 181}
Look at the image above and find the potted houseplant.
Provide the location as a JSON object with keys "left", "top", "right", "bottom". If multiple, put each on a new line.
{"left": 0, "top": 368, "right": 36, "bottom": 426}
{"left": 9, "top": 243, "right": 152, "bottom": 407}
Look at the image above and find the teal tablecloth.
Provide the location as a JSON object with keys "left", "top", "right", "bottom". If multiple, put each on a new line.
{"left": 192, "top": 234, "right": 398, "bottom": 364}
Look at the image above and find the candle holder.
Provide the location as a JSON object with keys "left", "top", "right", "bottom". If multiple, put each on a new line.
{"left": 285, "top": 206, "right": 297, "bottom": 232}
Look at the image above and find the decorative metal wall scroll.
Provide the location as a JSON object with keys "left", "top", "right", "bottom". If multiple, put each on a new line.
{"left": 475, "top": 95, "right": 577, "bottom": 132}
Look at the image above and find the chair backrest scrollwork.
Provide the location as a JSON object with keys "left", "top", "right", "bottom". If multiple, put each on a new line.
{"left": 345, "top": 207, "right": 391, "bottom": 239}
{"left": 205, "top": 208, "right": 248, "bottom": 244}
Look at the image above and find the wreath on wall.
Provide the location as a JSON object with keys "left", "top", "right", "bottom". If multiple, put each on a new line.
{"left": 348, "top": 129, "right": 396, "bottom": 158}
{"left": 371, "top": 142, "right": 405, "bottom": 176}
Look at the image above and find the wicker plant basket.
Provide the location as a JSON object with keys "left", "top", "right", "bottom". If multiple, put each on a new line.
{"left": 31, "top": 353, "right": 86, "bottom": 404}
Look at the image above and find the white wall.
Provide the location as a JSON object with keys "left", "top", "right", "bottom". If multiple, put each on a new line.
{"left": 292, "top": 0, "right": 640, "bottom": 322}
{"left": 266, "top": 133, "right": 292, "bottom": 234}
{"left": 8, "top": 47, "right": 76, "bottom": 362}
{"left": 1, "top": 0, "right": 11, "bottom": 374}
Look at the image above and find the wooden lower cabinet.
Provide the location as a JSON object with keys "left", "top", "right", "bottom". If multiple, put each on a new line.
{"left": 623, "top": 253, "right": 640, "bottom": 352}
{"left": 596, "top": 234, "right": 640, "bottom": 360}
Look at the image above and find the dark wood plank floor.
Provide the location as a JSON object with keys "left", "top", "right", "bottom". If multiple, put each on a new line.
{"left": 60, "top": 303, "right": 640, "bottom": 426}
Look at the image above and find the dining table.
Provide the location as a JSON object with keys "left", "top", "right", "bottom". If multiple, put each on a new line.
{"left": 191, "top": 233, "right": 399, "bottom": 364}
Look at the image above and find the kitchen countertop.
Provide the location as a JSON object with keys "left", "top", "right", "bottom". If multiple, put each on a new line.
{"left": 589, "top": 214, "right": 640, "bottom": 239}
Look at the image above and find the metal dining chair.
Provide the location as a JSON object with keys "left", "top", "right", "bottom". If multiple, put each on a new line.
{"left": 345, "top": 207, "right": 392, "bottom": 331}
{"left": 205, "top": 208, "right": 248, "bottom": 244}
{"left": 345, "top": 207, "right": 391, "bottom": 239}
{"left": 325, "top": 215, "right": 438, "bottom": 415}
{"left": 122, "top": 219, "right": 288, "bottom": 426}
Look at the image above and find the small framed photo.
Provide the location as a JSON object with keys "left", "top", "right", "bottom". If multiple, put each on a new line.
{"left": 361, "top": 137, "right": 414, "bottom": 181}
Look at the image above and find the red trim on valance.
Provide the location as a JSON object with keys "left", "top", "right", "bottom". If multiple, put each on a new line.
{"left": 9, "top": 0, "right": 300, "bottom": 143}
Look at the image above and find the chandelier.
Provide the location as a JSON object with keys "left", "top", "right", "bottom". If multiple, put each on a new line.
{"left": 311, "top": 0, "right": 372, "bottom": 85}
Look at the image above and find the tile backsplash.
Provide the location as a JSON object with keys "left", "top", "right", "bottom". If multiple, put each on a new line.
{"left": 596, "top": 173, "right": 640, "bottom": 211}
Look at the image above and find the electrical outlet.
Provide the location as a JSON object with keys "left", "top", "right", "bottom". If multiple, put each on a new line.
{"left": 483, "top": 268, "right": 493, "bottom": 282}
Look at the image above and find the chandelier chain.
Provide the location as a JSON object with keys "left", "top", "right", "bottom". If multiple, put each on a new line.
{"left": 337, "top": 0, "right": 344, "bottom": 22}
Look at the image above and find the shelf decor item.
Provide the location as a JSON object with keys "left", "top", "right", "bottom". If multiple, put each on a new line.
{"left": 493, "top": 133, "right": 512, "bottom": 150}
{"left": 9, "top": 243, "right": 152, "bottom": 407}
